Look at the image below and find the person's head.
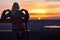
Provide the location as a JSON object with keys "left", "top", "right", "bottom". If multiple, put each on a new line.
{"left": 11, "top": 2, "right": 20, "bottom": 13}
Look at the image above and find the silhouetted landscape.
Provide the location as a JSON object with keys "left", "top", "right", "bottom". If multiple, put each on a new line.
{"left": 0, "top": 20, "right": 60, "bottom": 40}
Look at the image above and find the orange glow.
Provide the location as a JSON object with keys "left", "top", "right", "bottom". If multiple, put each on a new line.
{"left": 38, "top": 18, "right": 41, "bottom": 20}
{"left": 44, "top": 26, "right": 60, "bottom": 28}
{"left": 29, "top": 9, "right": 46, "bottom": 14}
{"left": 0, "top": 2, "right": 60, "bottom": 20}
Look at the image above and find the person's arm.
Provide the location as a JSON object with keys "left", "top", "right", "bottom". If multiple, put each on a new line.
{"left": 1, "top": 10, "right": 8, "bottom": 19}
{"left": 6, "top": 10, "right": 11, "bottom": 18}
{"left": 20, "top": 9, "right": 29, "bottom": 23}
{"left": 1, "top": 9, "right": 11, "bottom": 19}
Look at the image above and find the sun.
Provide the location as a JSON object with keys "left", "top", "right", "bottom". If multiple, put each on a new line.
{"left": 29, "top": 9, "right": 46, "bottom": 14}
{"left": 38, "top": 18, "right": 41, "bottom": 20}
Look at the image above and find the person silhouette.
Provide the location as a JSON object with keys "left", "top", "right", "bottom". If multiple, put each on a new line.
{"left": 1, "top": 2, "right": 29, "bottom": 40}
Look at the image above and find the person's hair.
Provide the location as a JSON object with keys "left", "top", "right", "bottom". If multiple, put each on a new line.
{"left": 11, "top": 2, "right": 20, "bottom": 15}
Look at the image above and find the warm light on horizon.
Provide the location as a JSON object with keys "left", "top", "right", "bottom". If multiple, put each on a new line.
{"left": 44, "top": 25, "right": 60, "bottom": 28}
{"left": 29, "top": 9, "right": 46, "bottom": 14}
{"left": 0, "top": 1, "right": 60, "bottom": 20}
{"left": 38, "top": 18, "right": 41, "bottom": 20}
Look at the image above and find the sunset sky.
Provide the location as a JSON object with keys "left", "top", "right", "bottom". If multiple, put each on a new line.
{"left": 0, "top": 0, "right": 60, "bottom": 20}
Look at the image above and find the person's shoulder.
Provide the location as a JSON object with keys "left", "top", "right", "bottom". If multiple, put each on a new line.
{"left": 20, "top": 9, "right": 27, "bottom": 11}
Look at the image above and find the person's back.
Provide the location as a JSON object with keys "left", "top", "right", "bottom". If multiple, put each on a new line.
{"left": 11, "top": 2, "right": 26, "bottom": 40}
{"left": 11, "top": 10, "right": 25, "bottom": 31}
{"left": 10, "top": 2, "right": 25, "bottom": 31}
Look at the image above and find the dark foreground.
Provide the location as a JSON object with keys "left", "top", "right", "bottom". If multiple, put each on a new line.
{"left": 0, "top": 30, "right": 60, "bottom": 40}
{"left": 0, "top": 20, "right": 60, "bottom": 40}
